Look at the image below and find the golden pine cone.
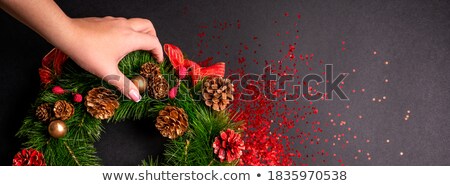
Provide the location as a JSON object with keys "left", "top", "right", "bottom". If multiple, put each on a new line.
{"left": 148, "top": 75, "right": 169, "bottom": 99}
{"left": 53, "top": 100, "right": 74, "bottom": 121}
{"left": 202, "top": 77, "right": 235, "bottom": 111}
{"left": 156, "top": 106, "right": 189, "bottom": 139}
{"left": 85, "top": 87, "right": 119, "bottom": 120}
{"left": 140, "top": 62, "right": 160, "bottom": 79}
{"left": 36, "top": 103, "right": 52, "bottom": 122}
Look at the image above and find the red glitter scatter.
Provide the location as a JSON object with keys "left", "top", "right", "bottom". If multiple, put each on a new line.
{"left": 238, "top": 57, "right": 246, "bottom": 64}
{"left": 187, "top": 9, "right": 376, "bottom": 166}
{"left": 198, "top": 32, "right": 205, "bottom": 38}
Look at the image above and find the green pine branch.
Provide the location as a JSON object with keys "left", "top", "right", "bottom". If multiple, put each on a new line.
{"left": 141, "top": 156, "right": 160, "bottom": 166}
{"left": 162, "top": 80, "right": 243, "bottom": 166}
{"left": 109, "top": 97, "right": 165, "bottom": 122}
{"left": 18, "top": 50, "right": 243, "bottom": 166}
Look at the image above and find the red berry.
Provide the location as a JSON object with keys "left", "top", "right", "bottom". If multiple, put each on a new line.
{"left": 73, "top": 93, "right": 83, "bottom": 103}
{"left": 178, "top": 66, "right": 187, "bottom": 79}
{"left": 169, "top": 86, "right": 178, "bottom": 99}
{"left": 52, "top": 86, "right": 65, "bottom": 95}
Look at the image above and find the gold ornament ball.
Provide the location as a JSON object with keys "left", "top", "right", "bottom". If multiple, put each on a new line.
{"left": 131, "top": 75, "right": 148, "bottom": 94}
{"left": 48, "top": 120, "right": 68, "bottom": 139}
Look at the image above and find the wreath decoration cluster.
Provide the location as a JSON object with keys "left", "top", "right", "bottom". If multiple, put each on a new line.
{"left": 14, "top": 44, "right": 244, "bottom": 166}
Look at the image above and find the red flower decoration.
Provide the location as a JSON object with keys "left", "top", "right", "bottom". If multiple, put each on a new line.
{"left": 12, "top": 148, "right": 46, "bottom": 166}
{"left": 213, "top": 129, "right": 245, "bottom": 163}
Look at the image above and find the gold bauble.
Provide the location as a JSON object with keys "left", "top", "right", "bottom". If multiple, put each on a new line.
{"left": 48, "top": 120, "right": 67, "bottom": 139}
{"left": 131, "top": 75, "right": 148, "bottom": 94}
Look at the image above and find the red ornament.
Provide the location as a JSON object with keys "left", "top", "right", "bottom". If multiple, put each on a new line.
{"left": 73, "top": 93, "right": 83, "bottom": 103}
{"left": 52, "top": 86, "right": 65, "bottom": 95}
{"left": 213, "top": 129, "right": 245, "bottom": 163}
{"left": 12, "top": 148, "right": 46, "bottom": 166}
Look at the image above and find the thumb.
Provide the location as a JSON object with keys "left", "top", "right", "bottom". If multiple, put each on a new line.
{"left": 104, "top": 69, "right": 141, "bottom": 102}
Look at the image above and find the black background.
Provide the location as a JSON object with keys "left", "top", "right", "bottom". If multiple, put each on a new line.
{"left": 1, "top": 0, "right": 449, "bottom": 165}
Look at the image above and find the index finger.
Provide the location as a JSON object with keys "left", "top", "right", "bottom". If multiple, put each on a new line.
{"left": 133, "top": 33, "right": 164, "bottom": 63}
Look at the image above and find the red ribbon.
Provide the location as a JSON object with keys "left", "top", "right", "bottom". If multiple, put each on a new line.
{"left": 40, "top": 44, "right": 223, "bottom": 87}
{"left": 164, "top": 44, "right": 225, "bottom": 85}
{"left": 39, "top": 48, "right": 68, "bottom": 87}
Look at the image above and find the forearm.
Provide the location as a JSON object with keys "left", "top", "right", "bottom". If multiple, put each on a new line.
{"left": 0, "top": 0, "right": 74, "bottom": 48}
{"left": 1, "top": 1, "right": 163, "bottom": 102}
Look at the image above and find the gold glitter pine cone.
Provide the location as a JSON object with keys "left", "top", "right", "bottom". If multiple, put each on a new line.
{"left": 139, "top": 62, "right": 168, "bottom": 99}
{"left": 148, "top": 75, "right": 169, "bottom": 99}
{"left": 84, "top": 87, "right": 119, "bottom": 120}
{"left": 156, "top": 106, "right": 189, "bottom": 139}
{"left": 140, "top": 62, "right": 161, "bottom": 79}
{"left": 202, "top": 76, "right": 235, "bottom": 111}
{"left": 36, "top": 103, "right": 52, "bottom": 122}
{"left": 53, "top": 100, "right": 74, "bottom": 121}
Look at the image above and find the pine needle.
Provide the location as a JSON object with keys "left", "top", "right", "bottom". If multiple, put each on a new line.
{"left": 18, "top": 50, "right": 242, "bottom": 166}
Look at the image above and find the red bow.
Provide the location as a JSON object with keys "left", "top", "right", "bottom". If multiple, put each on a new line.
{"left": 164, "top": 44, "right": 225, "bottom": 85}
{"left": 39, "top": 44, "right": 223, "bottom": 87}
{"left": 39, "top": 48, "right": 68, "bottom": 87}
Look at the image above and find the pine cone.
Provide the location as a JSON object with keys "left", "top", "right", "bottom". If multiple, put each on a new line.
{"left": 148, "top": 75, "right": 169, "bottom": 99}
{"left": 140, "top": 62, "right": 160, "bottom": 79}
{"left": 12, "top": 148, "right": 46, "bottom": 166}
{"left": 156, "top": 106, "right": 188, "bottom": 139}
{"left": 36, "top": 103, "right": 52, "bottom": 122}
{"left": 53, "top": 100, "right": 74, "bottom": 121}
{"left": 85, "top": 87, "right": 119, "bottom": 120}
{"left": 140, "top": 62, "right": 168, "bottom": 99}
{"left": 202, "top": 77, "right": 235, "bottom": 111}
{"left": 213, "top": 129, "right": 245, "bottom": 163}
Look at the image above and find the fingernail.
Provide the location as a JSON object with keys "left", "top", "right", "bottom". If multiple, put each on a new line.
{"left": 129, "top": 89, "right": 141, "bottom": 102}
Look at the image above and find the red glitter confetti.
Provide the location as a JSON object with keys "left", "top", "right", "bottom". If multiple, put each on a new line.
{"left": 187, "top": 9, "right": 390, "bottom": 166}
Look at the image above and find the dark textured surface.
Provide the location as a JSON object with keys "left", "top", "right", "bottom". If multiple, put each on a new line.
{"left": 1, "top": 0, "right": 449, "bottom": 165}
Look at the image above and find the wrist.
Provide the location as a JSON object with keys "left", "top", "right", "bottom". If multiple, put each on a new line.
{"left": 43, "top": 16, "right": 77, "bottom": 50}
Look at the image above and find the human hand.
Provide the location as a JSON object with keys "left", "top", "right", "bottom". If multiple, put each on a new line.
{"left": 1, "top": 1, "right": 162, "bottom": 102}
{"left": 58, "top": 17, "right": 163, "bottom": 102}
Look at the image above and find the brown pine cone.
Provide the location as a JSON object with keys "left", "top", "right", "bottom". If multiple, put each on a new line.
{"left": 36, "top": 103, "right": 52, "bottom": 122}
{"left": 140, "top": 62, "right": 168, "bottom": 99}
{"left": 148, "top": 75, "right": 169, "bottom": 99}
{"left": 156, "top": 106, "right": 189, "bottom": 139}
{"left": 53, "top": 100, "right": 74, "bottom": 121}
{"left": 85, "top": 87, "right": 120, "bottom": 120}
{"left": 202, "top": 77, "right": 235, "bottom": 111}
{"left": 140, "top": 62, "right": 160, "bottom": 79}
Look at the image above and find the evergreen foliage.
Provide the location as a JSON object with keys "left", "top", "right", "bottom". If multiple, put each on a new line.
{"left": 17, "top": 51, "right": 242, "bottom": 166}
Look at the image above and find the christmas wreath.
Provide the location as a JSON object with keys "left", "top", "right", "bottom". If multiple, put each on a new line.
{"left": 14, "top": 44, "right": 244, "bottom": 166}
